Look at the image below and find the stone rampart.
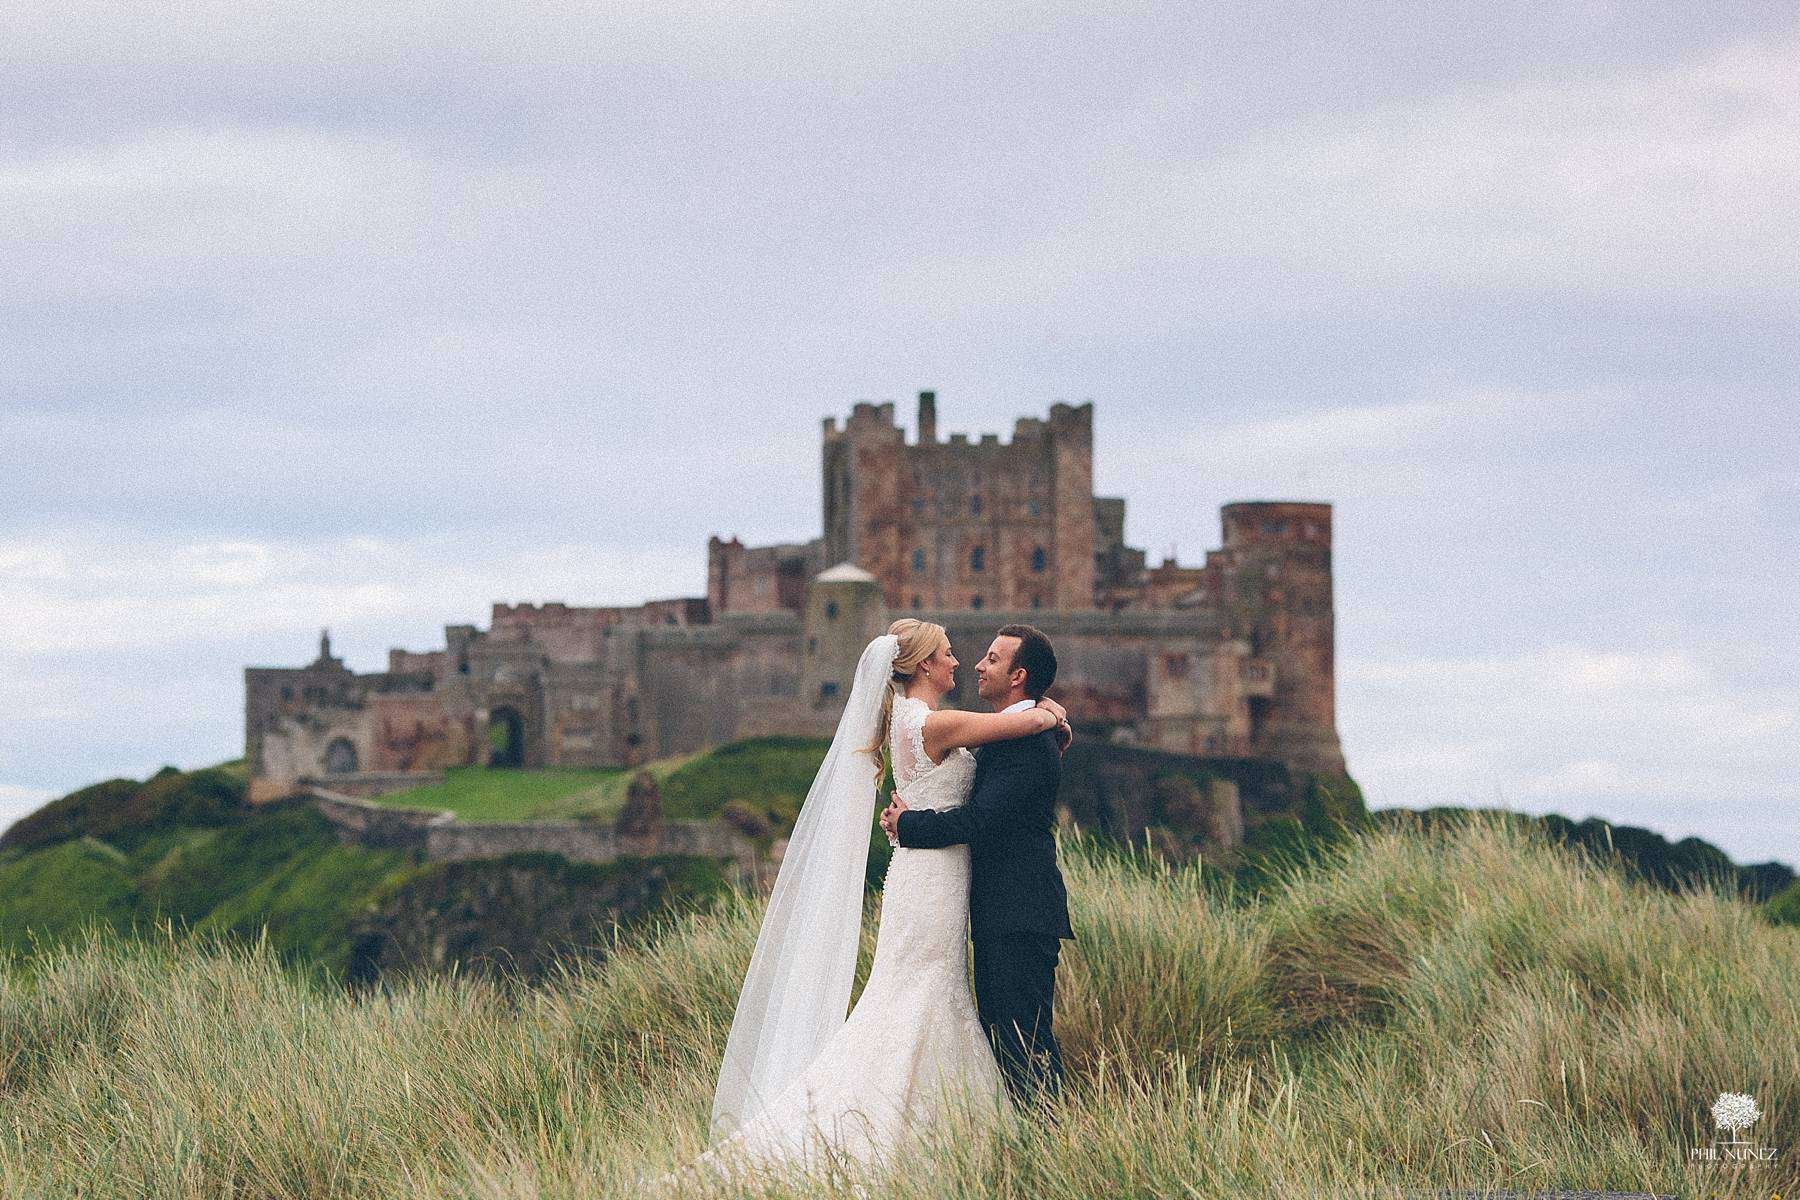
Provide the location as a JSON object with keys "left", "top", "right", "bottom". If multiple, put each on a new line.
{"left": 303, "top": 786, "right": 759, "bottom": 876}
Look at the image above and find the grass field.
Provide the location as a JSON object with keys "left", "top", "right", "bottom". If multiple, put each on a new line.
{"left": 376, "top": 765, "right": 629, "bottom": 821}
{"left": 2, "top": 808, "right": 1793, "bottom": 1198}
{"left": 369, "top": 737, "right": 832, "bottom": 825}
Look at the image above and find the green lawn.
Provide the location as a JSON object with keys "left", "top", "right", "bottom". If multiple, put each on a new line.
{"left": 375, "top": 766, "right": 628, "bottom": 821}
{"left": 365, "top": 738, "right": 821, "bottom": 825}
{"left": 659, "top": 735, "right": 831, "bottom": 820}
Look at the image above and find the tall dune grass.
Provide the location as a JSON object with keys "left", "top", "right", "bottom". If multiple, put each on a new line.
{"left": 2, "top": 809, "right": 1793, "bottom": 1198}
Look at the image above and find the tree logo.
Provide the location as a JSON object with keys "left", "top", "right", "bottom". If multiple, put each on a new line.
{"left": 1688, "top": 1091, "right": 1780, "bottom": 1167}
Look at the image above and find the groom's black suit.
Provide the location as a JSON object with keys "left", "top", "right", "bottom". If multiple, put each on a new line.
{"left": 895, "top": 722, "right": 1073, "bottom": 1106}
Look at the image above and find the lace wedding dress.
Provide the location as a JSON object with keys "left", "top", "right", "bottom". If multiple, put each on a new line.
{"left": 689, "top": 694, "right": 1010, "bottom": 1179}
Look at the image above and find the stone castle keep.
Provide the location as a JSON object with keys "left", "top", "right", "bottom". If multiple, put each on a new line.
{"left": 245, "top": 393, "right": 1345, "bottom": 798}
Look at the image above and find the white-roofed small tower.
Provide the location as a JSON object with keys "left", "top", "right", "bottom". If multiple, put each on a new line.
{"left": 801, "top": 563, "right": 890, "bottom": 713}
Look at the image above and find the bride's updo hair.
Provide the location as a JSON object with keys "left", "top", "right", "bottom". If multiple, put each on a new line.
{"left": 867, "top": 618, "right": 950, "bottom": 779}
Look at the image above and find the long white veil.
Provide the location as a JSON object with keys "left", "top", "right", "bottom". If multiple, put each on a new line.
{"left": 708, "top": 633, "right": 899, "bottom": 1141}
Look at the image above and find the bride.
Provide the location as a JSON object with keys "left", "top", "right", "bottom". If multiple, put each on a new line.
{"left": 684, "top": 618, "right": 1070, "bottom": 1181}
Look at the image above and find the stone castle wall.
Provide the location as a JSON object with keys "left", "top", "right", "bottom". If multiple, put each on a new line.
{"left": 248, "top": 394, "right": 1346, "bottom": 790}
{"left": 305, "top": 785, "right": 759, "bottom": 876}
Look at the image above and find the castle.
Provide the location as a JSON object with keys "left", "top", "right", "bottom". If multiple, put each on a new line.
{"left": 245, "top": 393, "right": 1345, "bottom": 799}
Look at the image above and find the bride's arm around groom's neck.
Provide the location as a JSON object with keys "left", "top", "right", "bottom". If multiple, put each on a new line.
{"left": 921, "top": 699, "right": 1063, "bottom": 763}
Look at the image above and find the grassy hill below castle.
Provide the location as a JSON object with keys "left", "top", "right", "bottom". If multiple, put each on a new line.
{"left": 371, "top": 734, "right": 1798, "bottom": 915}
{"left": 2, "top": 743, "right": 1794, "bottom": 990}
{"left": 0, "top": 761, "right": 731, "bottom": 984}
{"left": 1, "top": 810, "right": 1794, "bottom": 1197}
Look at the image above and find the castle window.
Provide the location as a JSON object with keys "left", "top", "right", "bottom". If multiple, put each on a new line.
{"left": 912, "top": 548, "right": 925, "bottom": 571}
{"left": 970, "top": 494, "right": 983, "bottom": 517}
{"left": 970, "top": 546, "right": 985, "bottom": 573}
{"left": 971, "top": 595, "right": 984, "bottom": 610}
{"left": 1164, "top": 653, "right": 1190, "bottom": 678}
{"left": 820, "top": 681, "right": 840, "bottom": 699}
{"left": 1031, "top": 595, "right": 1042, "bottom": 609}
{"left": 913, "top": 498, "right": 925, "bottom": 513}
{"left": 281, "top": 686, "right": 293, "bottom": 700}
{"left": 807, "top": 636, "right": 817, "bottom": 654}
{"left": 626, "top": 698, "right": 639, "bottom": 722}
{"left": 1028, "top": 500, "right": 1040, "bottom": 517}
{"left": 1031, "top": 546, "right": 1046, "bottom": 572}
{"left": 911, "top": 595, "right": 921, "bottom": 610}
{"left": 1262, "top": 518, "right": 1286, "bottom": 535}
{"left": 826, "top": 600, "right": 839, "bottom": 621}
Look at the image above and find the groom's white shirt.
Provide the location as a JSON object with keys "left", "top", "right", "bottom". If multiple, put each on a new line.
{"left": 1000, "top": 699, "right": 1034, "bottom": 715}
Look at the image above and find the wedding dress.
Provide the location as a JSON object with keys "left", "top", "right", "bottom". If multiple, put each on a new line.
{"left": 688, "top": 690, "right": 1010, "bottom": 1180}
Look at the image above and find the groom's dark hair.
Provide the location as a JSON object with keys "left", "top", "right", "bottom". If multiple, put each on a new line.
{"left": 996, "top": 623, "right": 1057, "bottom": 699}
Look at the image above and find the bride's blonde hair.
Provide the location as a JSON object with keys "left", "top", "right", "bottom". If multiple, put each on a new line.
{"left": 867, "top": 618, "right": 950, "bottom": 779}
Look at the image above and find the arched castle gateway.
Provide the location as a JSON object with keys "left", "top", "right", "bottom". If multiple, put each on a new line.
{"left": 244, "top": 394, "right": 1345, "bottom": 799}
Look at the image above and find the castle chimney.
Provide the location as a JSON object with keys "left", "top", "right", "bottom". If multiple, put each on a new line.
{"left": 918, "top": 390, "right": 937, "bottom": 444}
{"left": 320, "top": 627, "right": 331, "bottom": 660}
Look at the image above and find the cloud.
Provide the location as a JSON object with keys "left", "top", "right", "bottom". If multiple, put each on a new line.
{"left": 1343, "top": 643, "right": 1800, "bottom": 862}
{"left": 885, "top": 25, "right": 1800, "bottom": 322}
{"left": 0, "top": 784, "right": 57, "bottom": 839}
{"left": 0, "top": 127, "right": 439, "bottom": 303}
{"left": 1165, "top": 30, "right": 1800, "bottom": 295}
{"left": 1111, "top": 387, "right": 1544, "bottom": 502}
{"left": 0, "top": 526, "right": 701, "bottom": 659}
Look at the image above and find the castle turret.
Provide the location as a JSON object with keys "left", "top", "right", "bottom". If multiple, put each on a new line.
{"left": 1047, "top": 403, "right": 1096, "bottom": 609}
{"left": 822, "top": 402, "right": 906, "bottom": 599}
{"left": 308, "top": 627, "right": 347, "bottom": 671}
{"left": 917, "top": 390, "right": 937, "bottom": 444}
{"left": 1216, "top": 501, "right": 1343, "bottom": 773}
{"left": 801, "top": 563, "right": 889, "bottom": 710}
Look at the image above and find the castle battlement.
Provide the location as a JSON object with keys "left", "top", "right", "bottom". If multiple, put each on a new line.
{"left": 827, "top": 390, "right": 1088, "bottom": 451}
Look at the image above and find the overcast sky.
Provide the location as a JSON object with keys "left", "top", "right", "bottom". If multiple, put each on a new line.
{"left": 3, "top": 3, "right": 1795, "bottom": 867}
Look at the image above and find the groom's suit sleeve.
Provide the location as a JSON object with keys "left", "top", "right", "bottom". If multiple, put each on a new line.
{"left": 895, "top": 740, "right": 1045, "bottom": 849}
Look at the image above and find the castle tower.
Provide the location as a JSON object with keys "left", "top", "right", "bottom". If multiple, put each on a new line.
{"left": 822, "top": 402, "right": 906, "bottom": 596}
{"left": 801, "top": 563, "right": 889, "bottom": 711}
{"left": 1216, "top": 501, "right": 1345, "bottom": 774}
{"left": 1045, "top": 403, "right": 1096, "bottom": 610}
{"left": 822, "top": 394, "right": 1095, "bottom": 611}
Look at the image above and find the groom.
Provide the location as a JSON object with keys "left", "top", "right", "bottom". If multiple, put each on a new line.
{"left": 879, "top": 623, "right": 1075, "bottom": 1108}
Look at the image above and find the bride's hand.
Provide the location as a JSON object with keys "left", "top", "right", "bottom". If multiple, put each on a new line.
{"left": 1034, "top": 696, "right": 1067, "bottom": 725}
